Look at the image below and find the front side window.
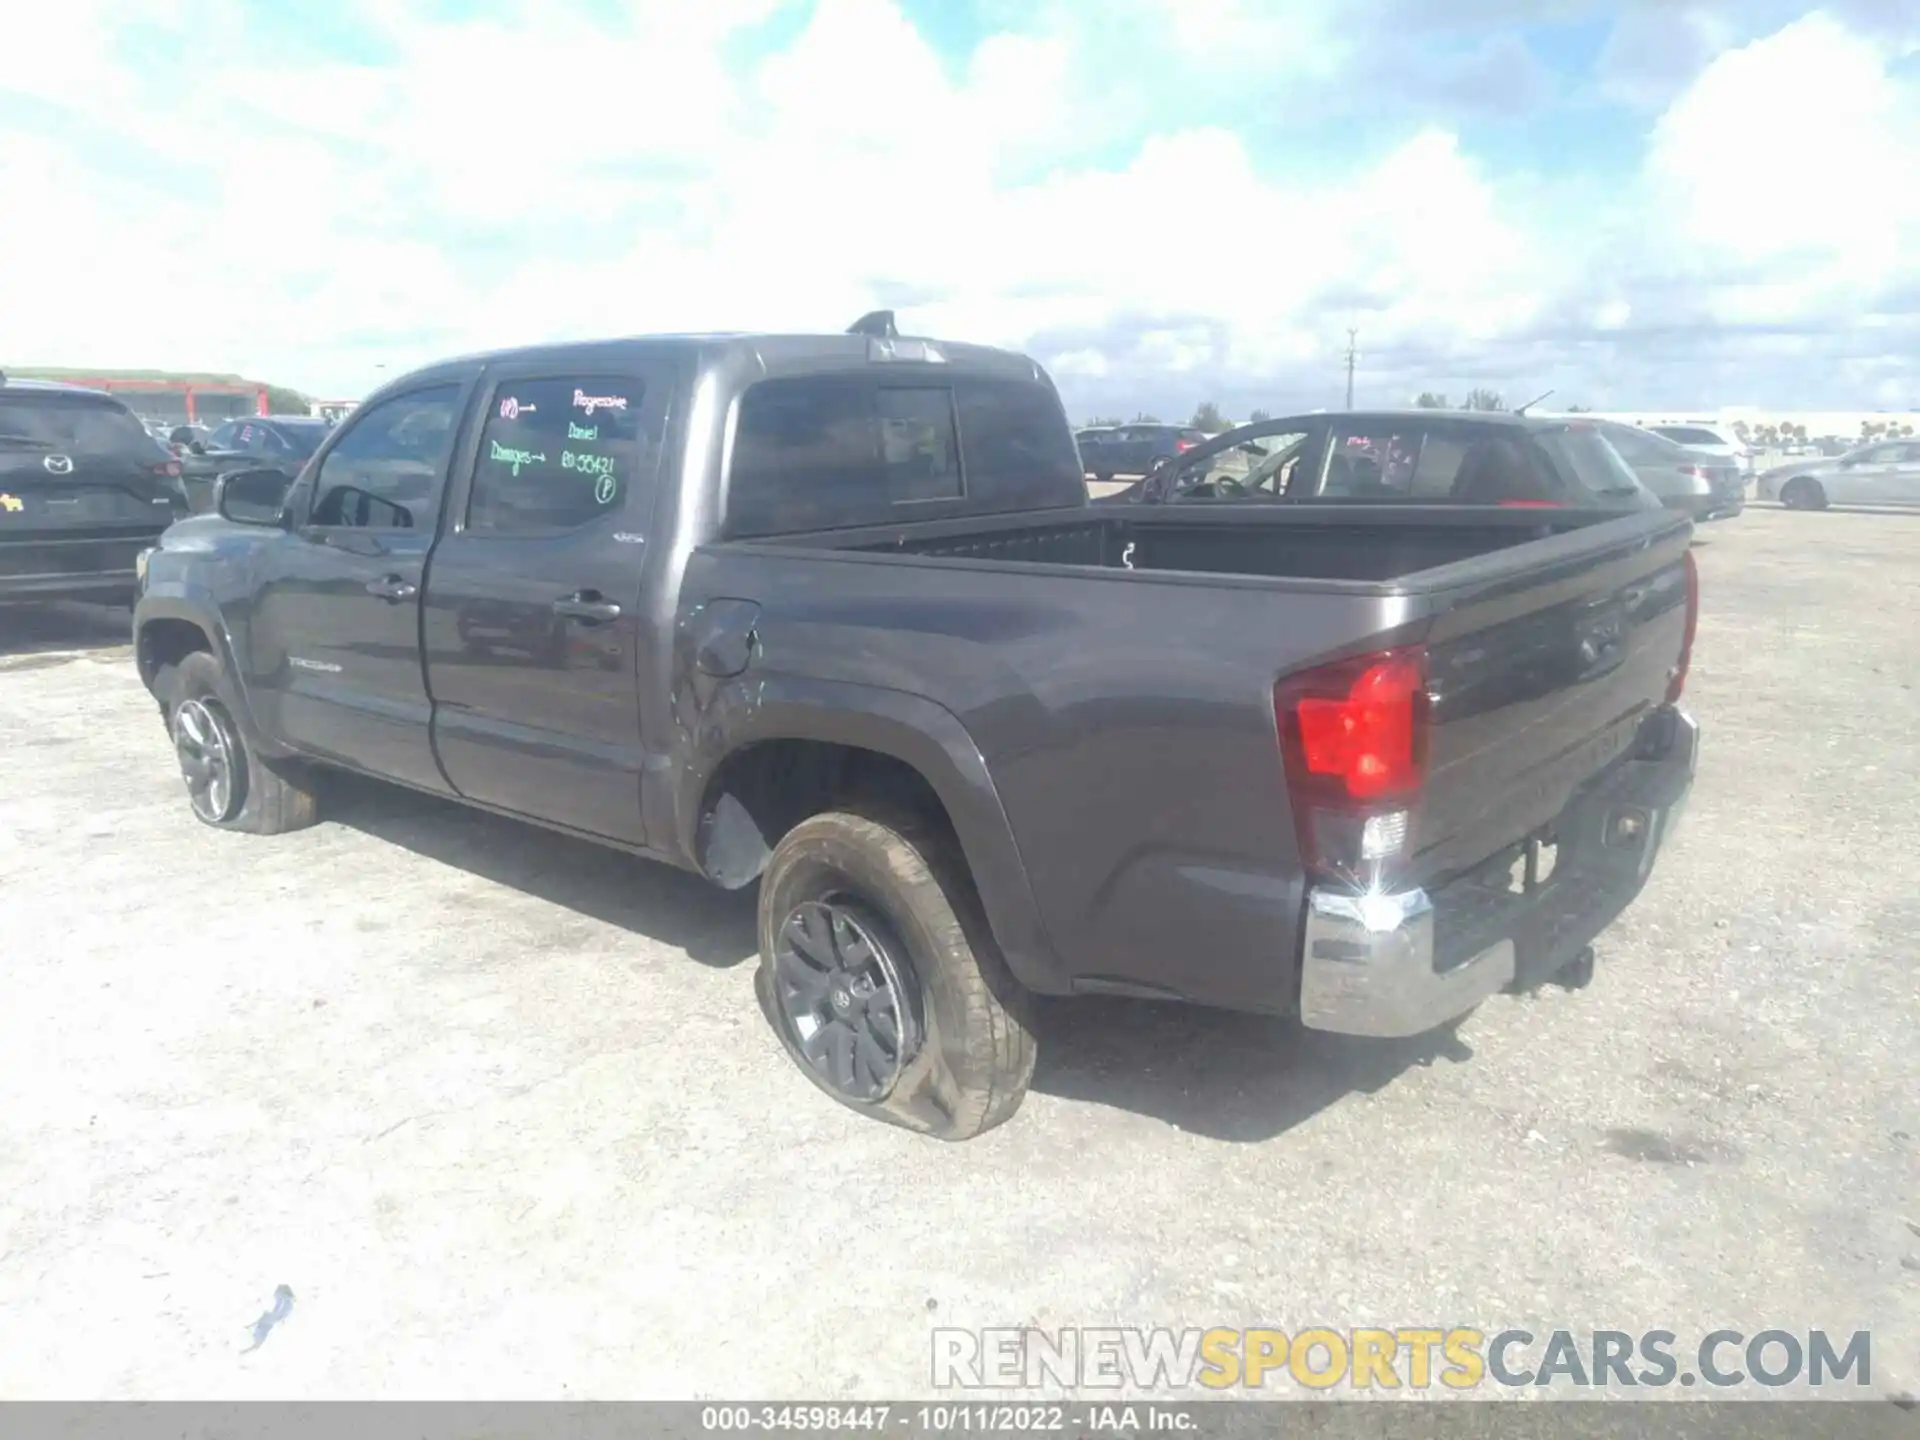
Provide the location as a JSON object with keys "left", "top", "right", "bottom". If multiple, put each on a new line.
{"left": 1160, "top": 428, "right": 1313, "bottom": 501}
{"left": 466, "top": 376, "right": 645, "bottom": 533}
{"left": 309, "top": 385, "right": 462, "bottom": 529}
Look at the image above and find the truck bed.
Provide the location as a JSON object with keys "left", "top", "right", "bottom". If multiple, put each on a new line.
{"left": 759, "top": 501, "right": 1632, "bottom": 588}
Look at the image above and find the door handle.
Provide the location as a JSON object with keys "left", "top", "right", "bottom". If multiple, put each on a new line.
{"left": 365, "top": 574, "right": 417, "bottom": 602}
{"left": 552, "top": 591, "right": 623, "bottom": 624}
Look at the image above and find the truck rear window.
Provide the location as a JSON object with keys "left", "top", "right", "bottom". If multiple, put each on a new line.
{"left": 726, "top": 374, "right": 1083, "bottom": 537}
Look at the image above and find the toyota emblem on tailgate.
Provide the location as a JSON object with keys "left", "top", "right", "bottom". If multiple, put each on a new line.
{"left": 43, "top": 454, "right": 74, "bottom": 474}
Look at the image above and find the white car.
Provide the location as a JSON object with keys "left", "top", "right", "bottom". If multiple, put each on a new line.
{"left": 1644, "top": 423, "right": 1753, "bottom": 476}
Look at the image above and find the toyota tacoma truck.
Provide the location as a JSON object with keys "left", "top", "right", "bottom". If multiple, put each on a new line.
{"left": 132, "top": 316, "right": 1700, "bottom": 1139}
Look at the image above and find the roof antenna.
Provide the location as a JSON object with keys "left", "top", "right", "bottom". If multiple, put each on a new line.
{"left": 1514, "top": 389, "right": 1554, "bottom": 415}
{"left": 847, "top": 310, "right": 899, "bottom": 340}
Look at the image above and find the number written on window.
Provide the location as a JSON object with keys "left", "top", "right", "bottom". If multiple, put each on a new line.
{"left": 468, "top": 376, "right": 644, "bottom": 533}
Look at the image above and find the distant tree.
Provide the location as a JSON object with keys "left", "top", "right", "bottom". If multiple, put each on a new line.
{"left": 264, "top": 385, "right": 310, "bottom": 415}
{"left": 1414, "top": 391, "right": 1449, "bottom": 409}
{"left": 1861, "top": 419, "right": 1884, "bottom": 440}
{"left": 1248, "top": 407, "right": 1272, "bottom": 424}
{"left": 1730, "top": 420, "right": 1752, "bottom": 442}
{"left": 1131, "top": 411, "right": 1161, "bottom": 424}
{"left": 1757, "top": 424, "right": 1780, "bottom": 446}
{"left": 1899, "top": 423, "right": 1915, "bottom": 437}
{"left": 1084, "top": 415, "right": 1123, "bottom": 427}
{"left": 1463, "top": 388, "right": 1506, "bottom": 412}
{"left": 1190, "top": 401, "right": 1227, "bottom": 433}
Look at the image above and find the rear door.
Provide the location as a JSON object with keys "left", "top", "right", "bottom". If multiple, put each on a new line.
{"left": 421, "top": 364, "right": 676, "bottom": 844}
{"left": 0, "top": 390, "right": 180, "bottom": 593}
{"left": 247, "top": 382, "right": 471, "bottom": 791}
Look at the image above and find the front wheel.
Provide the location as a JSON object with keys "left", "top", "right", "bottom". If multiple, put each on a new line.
{"left": 755, "top": 808, "right": 1036, "bottom": 1140}
{"left": 158, "top": 652, "right": 319, "bottom": 834}
{"left": 1780, "top": 476, "right": 1828, "bottom": 511}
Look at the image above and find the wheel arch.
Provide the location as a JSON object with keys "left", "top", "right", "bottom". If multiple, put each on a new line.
{"left": 675, "top": 676, "right": 1068, "bottom": 994}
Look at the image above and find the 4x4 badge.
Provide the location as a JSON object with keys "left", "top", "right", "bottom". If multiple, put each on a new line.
{"left": 43, "top": 454, "right": 74, "bottom": 474}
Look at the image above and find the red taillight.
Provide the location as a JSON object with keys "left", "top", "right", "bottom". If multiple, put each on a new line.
{"left": 1175, "top": 439, "right": 1195, "bottom": 452}
{"left": 1277, "top": 647, "right": 1430, "bottom": 881}
{"left": 1294, "top": 654, "right": 1425, "bottom": 800}
{"left": 1678, "top": 464, "right": 1704, "bottom": 478}
{"left": 1666, "top": 550, "right": 1698, "bottom": 704}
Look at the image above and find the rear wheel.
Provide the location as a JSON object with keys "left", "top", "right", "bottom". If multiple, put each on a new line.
{"left": 1780, "top": 476, "right": 1827, "bottom": 511}
{"left": 157, "top": 652, "right": 319, "bottom": 834}
{"left": 755, "top": 808, "right": 1036, "bottom": 1140}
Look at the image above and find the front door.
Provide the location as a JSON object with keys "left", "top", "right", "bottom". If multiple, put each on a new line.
{"left": 420, "top": 365, "right": 675, "bottom": 845}
{"left": 246, "top": 382, "right": 470, "bottom": 792}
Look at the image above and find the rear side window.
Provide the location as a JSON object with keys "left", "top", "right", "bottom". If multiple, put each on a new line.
{"left": 727, "top": 374, "right": 1080, "bottom": 537}
{"left": 1654, "top": 427, "right": 1726, "bottom": 446}
{"left": 0, "top": 393, "right": 159, "bottom": 460}
{"left": 466, "top": 376, "right": 645, "bottom": 533}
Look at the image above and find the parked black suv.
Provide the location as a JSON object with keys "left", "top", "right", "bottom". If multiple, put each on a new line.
{"left": 0, "top": 374, "right": 185, "bottom": 605}
{"left": 1076, "top": 422, "right": 1208, "bottom": 482}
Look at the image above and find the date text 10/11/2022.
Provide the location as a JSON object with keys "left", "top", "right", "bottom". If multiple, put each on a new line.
{"left": 699, "top": 1406, "right": 1198, "bottom": 1434}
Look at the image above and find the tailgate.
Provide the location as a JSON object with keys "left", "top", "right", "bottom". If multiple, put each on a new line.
{"left": 1411, "top": 514, "right": 1693, "bottom": 885}
{"left": 0, "top": 460, "right": 177, "bottom": 580}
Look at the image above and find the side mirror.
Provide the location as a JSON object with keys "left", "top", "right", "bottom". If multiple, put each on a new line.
{"left": 215, "top": 468, "right": 292, "bottom": 526}
{"left": 188, "top": 440, "right": 207, "bottom": 455}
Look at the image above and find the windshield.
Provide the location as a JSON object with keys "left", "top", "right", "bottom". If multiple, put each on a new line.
{"left": 0, "top": 394, "right": 162, "bottom": 458}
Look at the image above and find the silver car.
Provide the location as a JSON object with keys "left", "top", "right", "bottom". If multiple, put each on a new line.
{"left": 1590, "top": 420, "right": 1745, "bottom": 521}
{"left": 1756, "top": 440, "right": 1920, "bottom": 510}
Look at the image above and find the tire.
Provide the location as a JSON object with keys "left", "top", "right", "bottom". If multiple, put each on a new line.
{"left": 755, "top": 807, "right": 1037, "bottom": 1140}
{"left": 1780, "top": 476, "right": 1827, "bottom": 511}
{"left": 155, "top": 651, "right": 319, "bottom": 834}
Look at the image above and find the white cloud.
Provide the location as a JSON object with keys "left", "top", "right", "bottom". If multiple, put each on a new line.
{"left": 2, "top": 0, "right": 1917, "bottom": 412}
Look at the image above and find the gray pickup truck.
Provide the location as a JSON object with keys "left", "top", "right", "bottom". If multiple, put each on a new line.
{"left": 132, "top": 318, "right": 1699, "bottom": 1139}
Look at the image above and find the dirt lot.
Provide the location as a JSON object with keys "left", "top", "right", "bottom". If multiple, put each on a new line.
{"left": 1, "top": 507, "right": 1916, "bottom": 1401}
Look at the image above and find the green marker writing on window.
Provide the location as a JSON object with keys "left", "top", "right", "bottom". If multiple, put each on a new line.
{"left": 489, "top": 439, "right": 546, "bottom": 475}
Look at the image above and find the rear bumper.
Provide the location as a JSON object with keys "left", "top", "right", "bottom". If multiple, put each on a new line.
{"left": 1666, "top": 494, "right": 1744, "bottom": 522}
{"left": 0, "top": 533, "right": 162, "bottom": 604}
{"left": 1298, "top": 707, "right": 1698, "bottom": 1038}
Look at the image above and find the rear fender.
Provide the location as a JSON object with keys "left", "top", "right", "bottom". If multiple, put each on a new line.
{"left": 664, "top": 672, "right": 1068, "bottom": 994}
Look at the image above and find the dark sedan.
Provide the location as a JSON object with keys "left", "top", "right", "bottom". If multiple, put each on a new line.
{"left": 177, "top": 416, "right": 334, "bottom": 512}
{"left": 1092, "top": 409, "right": 1664, "bottom": 513}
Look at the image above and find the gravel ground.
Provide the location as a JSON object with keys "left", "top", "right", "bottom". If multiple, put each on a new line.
{"left": 0, "top": 506, "right": 1916, "bottom": 1404}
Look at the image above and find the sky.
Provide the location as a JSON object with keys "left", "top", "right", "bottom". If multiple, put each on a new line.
{"left": 3, "top": 0, "right": 1918, "bottom": 420}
